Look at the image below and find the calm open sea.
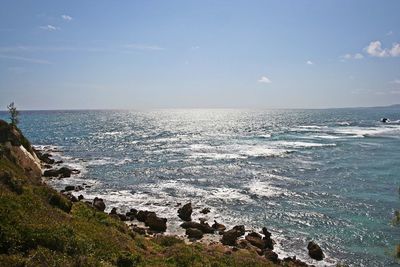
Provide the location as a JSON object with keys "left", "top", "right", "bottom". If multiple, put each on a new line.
{"left": 1, "top": 107, "right": 399, "bottom": 266}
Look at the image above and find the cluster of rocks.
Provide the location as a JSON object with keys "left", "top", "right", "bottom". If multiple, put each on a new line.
{"left": 35, "top": 147, "right": 80, "bottom": 178}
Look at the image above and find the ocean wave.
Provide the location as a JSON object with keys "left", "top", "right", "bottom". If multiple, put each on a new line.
{"left": 333, "top": 125, "right": 400, "bottom": 138}
{"left": 273, "top": 141, "right": 336, "bottom": 148}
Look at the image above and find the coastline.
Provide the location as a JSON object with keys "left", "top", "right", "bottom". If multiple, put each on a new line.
{"left": 35, "top": 144, "right": 332, "bottom": 266}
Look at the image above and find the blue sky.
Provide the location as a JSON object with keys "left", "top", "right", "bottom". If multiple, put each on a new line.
{"left": 0, "top": 0, "right": 399, "bottom": 109}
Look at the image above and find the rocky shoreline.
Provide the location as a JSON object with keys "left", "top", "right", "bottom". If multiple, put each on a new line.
{"left": 35, "top": 145, "right": 328, "bottom": 267}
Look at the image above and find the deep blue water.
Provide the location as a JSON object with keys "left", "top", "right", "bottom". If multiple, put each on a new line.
{"left": 1, "top": 108, "right": 399, "bottom": 266}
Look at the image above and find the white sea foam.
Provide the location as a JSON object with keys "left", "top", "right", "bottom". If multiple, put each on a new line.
{"left": 333, "top": 125, "right": 400, "bottom": 138}
{"left": 273, "top": 141, "right": 336, "bottom": 148}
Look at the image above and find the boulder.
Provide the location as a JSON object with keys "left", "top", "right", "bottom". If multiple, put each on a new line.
{"left": 200, "top": 207, "right": 210, "bottom": 214}
{"left": 64, "top": 185, "right": 75, "bottom": 191}
{"left": 145, "top": 213, "right": 167, "bottom": 232}
{"left": 110, "top": 207, "right": 117, "bottom": 215}
{"left": 78, "top": 194, "right": 84, "bottom": 201}
{"left": 126, "top": 209, "right": 137, "bottom": 220}
{"left": 307, "top": 241, "right": 324, "bottom": 261}
{"left": 92, "top": 197, "right": 106, "bottom": 211}
{"left": 178, "top": 202, "right": 192, "bottom": 221}
{"left": 221, "top": 225, "right": 245, "bottom": 246}
{"left": 180, "top": 221, "right": 214, "bottom": 234}
{"left": 212, "top": 220, "right": 226, "bottom": 233}
{"left": 245, "top": 232, "right": 265, "bottom": 250}
{"left": 186, "top": 228, "right": 203, "bottom": 239}
{"left": 282, "top": 257, "right": 309, "bottom": 267}
{"left": 136, "top": 210, "right": 155, "bottom": 222}
{"left": 118, "top": 214, "right": 128, "bottom": 221}
{"left": 264, "top": 249, "right": 279, "bottom": 263}
{"left": 43, "top": 167, "right": 78, "bottom": 178}
{"left": 262, "top": 227, "right": 274, "bottom": 250}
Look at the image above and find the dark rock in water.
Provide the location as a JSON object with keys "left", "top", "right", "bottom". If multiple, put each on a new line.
{"left": 264, "top": 249, "right": 279, "bottom": 263}
{"left": 126, "top": 209, "right": 137, "bottom": 220}
{"left": 381, "top": 117, "right": 389, "bottom": 123}
{"left": 245, "top": 232, "right": 265, "bottom": 250}
{"left": 180, "top": 221, "right": 214, "bottom": 234}
{"left": 92, "top": 197, "right": 106, "bottom": 212}
{"left": 145, "top": 213, "right": 167, "bottom": 232}
{"left": 212, "top": 220, "right": 226, "bottom": 233}
{"left": 110, "top": 207, "right": 117, "bottom": 215}
{"left": 43, "top": 167, "right": 78, "bottom": 178}
{"left": 186, "top": 228, "right": 203, "bottom": 239}
{"left": 221, "top": 225, "right": 245, "bottom": 246}
{"left": 55, "top": 160, "right": 63, "bottom": 164}
{"left": 118, "top": 214, "right": 128, "bottom": 221}
{"left": 178, "top": 202, "right": 192, "bottom": 221}
{"left": 282, "top": 256, "right": 309, "bottom": 267}
{"left": 75, "top": 185, "right": 84, "bottom": 191}
{"left": 64, "top": 185, "right": 75, "bottom": 191}
{"left": 262, "top": 227, "right": 274, "bottom": 250}
{"left": 136, "top": 210, "right": 156, "bottom": 222}
{"left": 200, "top": 207, "right": 210, "bottom": 214}
{"left": 232, "top": 225, "right": 245, "bottom": 236}
{"left": 307, "top": 241, "right": 324, "bottom": 261}
{"left": 38, "top": 152, "right": 55, "bottom": 164}
{"left": 78, "top": 194, "right": 84, "bottom": 201}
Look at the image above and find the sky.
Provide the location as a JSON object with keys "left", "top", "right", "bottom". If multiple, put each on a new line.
{"left": 0, "top": 0, "right": 400, "bottom": 110}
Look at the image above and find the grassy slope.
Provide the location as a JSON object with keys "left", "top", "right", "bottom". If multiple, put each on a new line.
{"left": 0, "top": 154, "right": 278, "bottom": 267}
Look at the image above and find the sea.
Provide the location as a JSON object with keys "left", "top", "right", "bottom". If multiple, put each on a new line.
{"left": 1, "top": 107, "right": 399, "bottom": 266}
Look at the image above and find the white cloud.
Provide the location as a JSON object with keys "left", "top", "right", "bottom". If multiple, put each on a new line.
{"left": 342, "top": 53, "right": 364, "bottom": 60}
{"left": 258, "top": 76, "right": 272, "bottom": 84}
{"left": 61, "top": 14, "right": 73, "bottom": 21}
{"left": 124, "top": 44, "right": 164, "bottom": 51}
{"left": 39, "top": 25, "right": 59, "bottom": 31}
{"left": 364, "top": 40, "right": 400, "bottom": 57}
{"left": 306, "top": 60, "right": 313, "bottom": 65}
{"left": 354, "top": 53, "right": 364, "bottom": 59}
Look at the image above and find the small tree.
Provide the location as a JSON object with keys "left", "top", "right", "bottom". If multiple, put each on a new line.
{"left": 7, "top": 102, "right": 20, "bottom": 126}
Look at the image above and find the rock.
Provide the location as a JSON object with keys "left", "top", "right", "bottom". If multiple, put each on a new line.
{"left": 178, "top": 202, "right": 192, "bottom": 221}
{"left": 282, "top": 256, "right": 309, "bottom": 267}
{"left": 55, "top": 160, "right": 63, "bottom": 164}
{"left": 245, "top": 233, "right": 265, "bottom": 250}
{"left": 221, "top": 225, "right": 245, "bottom": 246}
{"left": 232, "top": 225, "right": 245, "bottom": 236}
{"left": 307, "top": 241, "right": 324, "bottom": 261}
{"left": 145, "top": 213, "right": 167, "bottom": 232}
{"left": 43, "top": 167, "right": 77, "bottom": 178}
{"left": 264, "top": 249, "right": 279, "bottom": 263}
{"left": 92, "top": 197, "right": 106, "bottom": 212}
{"left": 180, "top": 221, "right": 214, "bottom": 234}
{"left": 136, "top": 210, "right": 155, "bottom": 222}
{"left": 64, "top": 185, "right": 75, "bottom": 191}
{"left": 78, "top": 194, "right": 84, "bottom": 201}
{"left": 118, "top": 214, "right": 128, "bottom": 221}
{"left": 110, "top": 207, "right": 117, "bottom": 215}
{"left": 212, "top": 220, "right": 226, "bottom": 233}
{"left": 75, "top": 185, "right": 84, "bottom": 191}
{"left": 200, "top": 207, "right": 210, "bottom": 214}
{"left": 126, "top": 209, "right": 137, "bottom": 220}
{"left": 186, "top": 228, "right": 203, "bottom": 239}
{"left": 262, "top": 227, "right": 274, "bottom": 250}
{"left": 237, "top": 239, "right": 251, "bottom": 249}
{"left": 38, "top": 152, "right": 55, "bottom": 164}
{"left": 65, "top": 192, "right": 78, "bottom": 202}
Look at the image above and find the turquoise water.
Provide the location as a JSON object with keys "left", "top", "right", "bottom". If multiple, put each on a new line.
{"left": 1, "top": 108, "right": 399, "bottom": 266}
